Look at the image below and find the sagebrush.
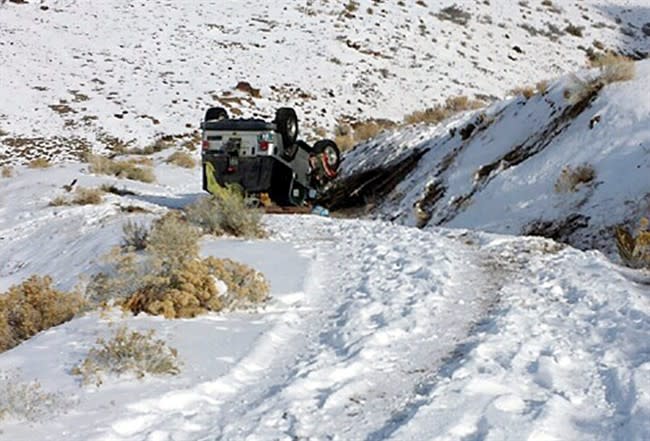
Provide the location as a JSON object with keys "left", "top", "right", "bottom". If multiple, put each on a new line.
{"left": 404, "top": 95, "right": 484, "bottom": 126}
{"left": 165, "top": 151, "right": 196, "bottom": 168}
{"left": 185, "top": 187, "right": 266, "bottom": 238}
{"left": 86, "top": 154, "right": 155, "bottom": 183}
{"left": 72, "top": 326, "right": 180, "bottom": 386}
{"left": 50, "top": 186, "right": 104, "bottom": 206}
{"left": 615, "top": 218, "right": 650, "bottom": 269}
{"left": 87, "top": 213, "right": 270, "bottom": 318}
{"left": 121, "top": 219, "right": 150, "bottom": 251}
{"left": 0, "top": 276, "right": 85, "bottom": 353}
{"left": 0, "top": 370, "right": 66, "bottom": 422}
{"left": 554, "top": 164, "right": 595, "bottom": 193}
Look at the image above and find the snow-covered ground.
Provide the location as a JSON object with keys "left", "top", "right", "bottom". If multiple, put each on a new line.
{"left": 1, "top": 0, "right": 649, "bottom": 163}
{"left": 1, "top": 1, "right": 649, "bottom": 439}
{"left": 343, "top": 59, "right": 650, "bottom": 257}
{"left": 1, "top": 161, "right": 649, "bottom": 441}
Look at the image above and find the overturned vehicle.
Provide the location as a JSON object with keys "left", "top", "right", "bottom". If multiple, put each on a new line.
{"left": 201, "top": 107, "right": 341, "bottom": 206}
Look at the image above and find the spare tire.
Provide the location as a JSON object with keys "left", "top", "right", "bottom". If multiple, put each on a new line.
{"left": 274, "top": 108, "right": 299, "bottom": 156}
{"left": 313, "top": 140, "right": 341, "bottom": 172}
{"left": 205, "top": 107, "right": 228, "bottom": 122}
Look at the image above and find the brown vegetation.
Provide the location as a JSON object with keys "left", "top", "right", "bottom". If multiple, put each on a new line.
{"left": 615, "top": 218, "right": 650, "bottom": 269}
{"left": 72, "top": 326, "right": 180, "bottom": 386}
{"left": 0, "top": 276, "right": 85, "bottom": 353}
{"left": 49, "top": 187, "right": 104, "bottom": 206}
{"left": 86, "top": 154, "right": 156, "bottom": 183}
{"left": 86, "top": 212, "right": 270, "bottom": 319}
{"left": 165, "top": 151, "right": 196, "bottom": 168}
{"left": 404, "top": 95, "right": 485, "bottom": 126}
{"left": 184, "top": 187, "right": 266, "bottom": 238}
{"left": 27, "top": 158, "right": 51, "bottom": 169}
{"left": 554, "top": 164, "right": 596, "bottom": 193}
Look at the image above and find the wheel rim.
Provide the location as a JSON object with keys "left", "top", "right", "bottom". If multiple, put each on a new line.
{"left": 324, "top": 146, "right": 339, "bottom": 167}
{"left": 287, "top": 119, "right": 297, "bottom": 138}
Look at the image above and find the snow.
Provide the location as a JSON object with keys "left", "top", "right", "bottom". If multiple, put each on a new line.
{"left": 1, "top": 0, "right": 648, "bottom": 163}
{"left": 1, "top": 160, "right": 649, "bottom": 440}
{"left": 1, "top": 1, "right": 649, "bottom": 440}
{"left": 344, "top": 59, "right": 650, "bottom": 257}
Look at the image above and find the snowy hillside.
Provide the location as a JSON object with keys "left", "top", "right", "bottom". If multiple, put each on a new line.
{"left": 1, "top": 1, "right": 649, "bottom": 440}
{"left": 340, "top": 59, "right": 650, "bottom": 257}
{"left": 1, "top": 0, "right": 649, "bottom": 164}
{"left": 0, "top": 160, "right": 649, "bottom": 440}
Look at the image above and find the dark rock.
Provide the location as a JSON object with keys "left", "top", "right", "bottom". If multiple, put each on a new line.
{"left": 643, "top": 22, "right": 650, "bottom": 37}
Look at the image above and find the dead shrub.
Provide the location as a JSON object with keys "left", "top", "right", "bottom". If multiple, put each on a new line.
{"left": 72, "top": 187, "right": 104, "bottom": 205}
{"left": 0, "top": 276, "right": 85, "bottom": 353}
{"left": 147, "top": 212, "right": 201, "bottom": 275}
{"left": 122, "top": 256, "right": 269, "bottom": 318}
{"left": 0, "top": 370, "right": 66, "bottom": 422}
{"left": 49, "top": 187, "right": 104, "bottom": 206}
{"left": 87, "top": 154, "right": 155, "bottom": 183}
{"left": 206, "top": 257, "right": 271, "bottom": 309}
{"left": 1, "top": 166, "right": 13, "bottom": 178}
{"left": 184, "top": 188, "right": 266, "bottom": 238}
{"left": 27, "top": 158, "right": 51, "bottom": 169}
{"left": 554, "top": 163, "right": 596, "bottom": 193}
{"left": 565, "top": 56, "right": 635, "bottom": 104}
{"left": 121, "top": 219, "right": 150, "bottom": 251}
{"left": 536, "top": 80, "right": 549, "bottom": 95}
{"left": 88, "top": 213, "right": 270, "bottom": 318}
{"left": 404, "top": 95, "right": 484, "bottom": 126}
{"left": 352, "top": 119, "right": 396, "bottom": 142}
{"left": 597, "top": 57, "right": 635, "bottom": 84}
{"left": 509, "top": 85, "right": 536, "bottom": 99}
{"left": 615, "top": 218, "right": 650, "bottom": 269}
{"left": 72, "top": 326, "right": 180, "bottom": 387}
{"left": 165, "top": 151, "right": 196, "bottom": 168}
{"left": 85, "top": 250, "right": 148, "bottom": 306}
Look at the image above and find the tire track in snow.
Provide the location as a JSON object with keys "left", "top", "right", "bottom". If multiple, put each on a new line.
{"left": 212, "top": 217, "right": 503, "bottom": 440}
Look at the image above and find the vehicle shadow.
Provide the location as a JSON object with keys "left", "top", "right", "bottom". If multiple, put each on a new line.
{"left": 133, "top": 192, "right": 204, "bottom": 210}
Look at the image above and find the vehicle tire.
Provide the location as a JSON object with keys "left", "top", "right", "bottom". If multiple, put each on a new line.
{"left": 205, "top": 107, "right": 228, "bottom": 122}
{"left": 313, "top": 140, "right": 341, "bottom": 171}
{"left": 274, "top": 108, "right": 299, "bottom": 157}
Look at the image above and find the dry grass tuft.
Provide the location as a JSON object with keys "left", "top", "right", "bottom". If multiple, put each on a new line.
{"left": 404, "top": 95, "right": 485, "bottom": 126}
{"left": 121, "top": 219, "right": 149, "bottom": 251}
{"left": 86, "top": 154, "right": 156, "bottom": 183}
{"left": 72, "top": 326, "right": 180, "bottom": 386}
{"left": 565, "top": 55, "right": 635, "bottom": 104}
{"left": 49, "top": 187, "right": 104, "bottom": 206}
{"left": 554, "top": 163, "right": 596, "bottom": 193}
{"left": 27, "top": 158, "right": 51, "bottom": 169}
{"left": 0, "top": 370, "right": 66, "bottom": 422}
{"left": 87, "top": 213, "right": 270, "bottom": 318}
{"left": 1, "top": 166, "right": 13, "bottom": 178}
{"left": 615, "top": 218, "right": 650, "bottom": 269}
{"left": 509, "top": 86, "right": 536, "bottom": 99}
{"left": 185, "top": 188, "right": 266, "bottom": 238}
{"left": 165, "top": 151, "right": 196, "bottom": 168}
{"left": 0, "top": 276, "right": 85, "bottom": 353}
{"left": 536, "top": 80, "right": 549, "bottom": 95}
{"left": 72, "top": 187, "right": 104, "bottom": 205}
{"left": 334, "top": 119, "right": 396, "bottom": 151}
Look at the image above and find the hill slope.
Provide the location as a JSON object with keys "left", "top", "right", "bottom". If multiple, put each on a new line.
{"left": 0, "top": 161, "right": 649, "bottom": 440}
{"left": 340, "top": 59, "right": 650, "bottom": 256}
{"left": 1, "top": 0, "right": 648, "bottom": 163}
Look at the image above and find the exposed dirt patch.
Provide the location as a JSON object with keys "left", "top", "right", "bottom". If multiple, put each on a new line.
{"left": 522, "top": 213, "right": 591, "bottom": 243}
{"left": 319, "top": 148, "right": 429, "bottom": 212}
